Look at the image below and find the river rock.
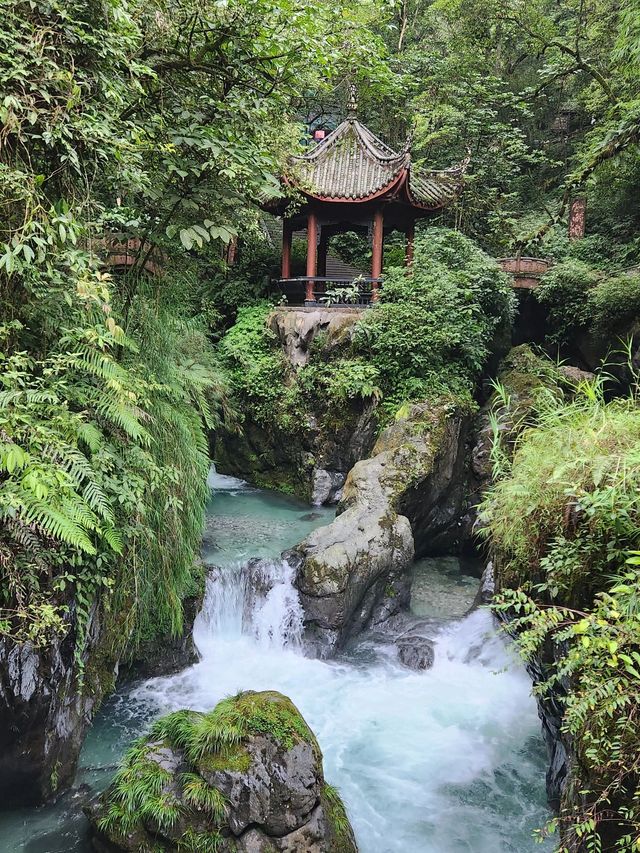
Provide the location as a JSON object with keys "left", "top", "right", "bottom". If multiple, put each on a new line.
{"left": 288, "top": 399, "right": 471, "bottom": 656}
{"left": 396, "top": 636, "right": 435, "bottom": 670}
{"left": 86, "top": 690, "right": 357, "bottom": 853}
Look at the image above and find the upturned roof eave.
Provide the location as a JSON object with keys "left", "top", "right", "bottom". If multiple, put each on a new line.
{"left": 282, "top": 170, "right": 455, "bottom": 211}
{"left": 282, "top": 166, "right": 408, "bottom": 205}
{"left": 290, "top": 118, "right": 407, "bottom": 167}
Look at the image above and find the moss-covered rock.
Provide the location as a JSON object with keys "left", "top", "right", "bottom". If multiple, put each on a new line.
{"left": 470, "top": 344, "right": 563, "bottom": 485}
{"left": 87, "top": 690, "right": 357, "bottom": 853}
{"left": 214, "top": 305, "right": 380, "bottom": 504}
{"left": 287, "top": 398, "right": 472, "bottom": 655}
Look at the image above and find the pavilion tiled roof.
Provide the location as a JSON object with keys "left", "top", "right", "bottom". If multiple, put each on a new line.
{"left": 286, "top": 118, "right": 466, "bottom": 210}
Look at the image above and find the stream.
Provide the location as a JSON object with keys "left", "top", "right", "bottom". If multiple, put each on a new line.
{"left": 0, "top": 469, "right": 551, "bottom": 852}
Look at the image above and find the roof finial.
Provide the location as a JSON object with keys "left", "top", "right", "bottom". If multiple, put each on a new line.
{"left": 347, "top": 83, "right": 358, "bottom": 119}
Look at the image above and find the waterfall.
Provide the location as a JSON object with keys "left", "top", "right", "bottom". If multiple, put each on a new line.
{"left": 194, "top": 559, "right": 304, "bottom": 651}
{"left": 247, "top": 560, "right": 304, "bottom": 649}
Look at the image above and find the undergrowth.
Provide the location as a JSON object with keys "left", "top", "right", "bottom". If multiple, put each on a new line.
{"left": 482, "top": 373, "right": 640, "bottom": 851}
{"left": 217, "top": 228, "right": 515, "bottom": 446}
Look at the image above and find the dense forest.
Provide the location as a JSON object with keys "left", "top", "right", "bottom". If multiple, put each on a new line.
{"left": 1, "top": 0, "right": 639, "bottom": 850}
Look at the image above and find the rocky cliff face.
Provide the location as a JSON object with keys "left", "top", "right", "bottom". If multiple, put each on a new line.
{"left": 287, "top": 399, "right": 471, "bottom": 656}
{"left": 0, "top": 583, "right": 202, "bottom": 807}
{"left": 87, "top": 690, "right": 357, "bottom": 853}
{"left": 0, "top": 604, "right": 110, "bottom": 806}
{"left": 215, "top": 307, "right": 378, "bottom": 505}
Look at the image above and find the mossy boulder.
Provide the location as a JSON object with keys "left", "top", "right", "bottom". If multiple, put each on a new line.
{"left": 287, "top": 399, "right": 471, "bottom": 656}
{"left": 268, "top": 307, "right": 361, "bottom": 369}
{"left": 471, "top": 344, "right": 563, "bottom": 484}
{"left": 86, "top": 690, "right": 357, "bottom": 853}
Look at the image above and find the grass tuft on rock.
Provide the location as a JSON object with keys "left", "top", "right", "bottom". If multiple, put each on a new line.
{"left": 322, "top": 783, "right": 357, "bottom": 852}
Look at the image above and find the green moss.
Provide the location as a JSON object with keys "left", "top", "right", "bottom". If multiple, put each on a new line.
{"left": 197, "top": 742, "right": 252, "bottom": 774}
{"left": 241, "top": 691, "right": 317, "bottom": 751}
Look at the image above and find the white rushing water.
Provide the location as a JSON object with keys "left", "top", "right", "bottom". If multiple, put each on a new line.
{"left": 0, "top": 470, "right": 549, "bottom": 852}
{"left": 131, "top": 527, "right": 551, "bottom": 852}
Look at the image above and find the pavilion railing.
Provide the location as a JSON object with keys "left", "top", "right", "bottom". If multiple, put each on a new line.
{"left": 274, "top": 276, "right": 382, "bottom": 306}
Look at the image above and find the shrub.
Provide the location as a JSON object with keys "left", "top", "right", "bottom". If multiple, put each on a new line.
{"left": 353, "top": 227, "right": 515, "bottom": 410}
{"left": 535, "top": 259, "right": 600, "bottom": 344}
{"left": 589, "top": 275, "right": 640, "bottom": 334}
{"left": 217, "top": 302, "right": 304, "bottom": 432}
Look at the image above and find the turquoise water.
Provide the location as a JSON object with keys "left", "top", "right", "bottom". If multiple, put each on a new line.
{"left": 0, "top": 471, "right": 551, "bottom": 852}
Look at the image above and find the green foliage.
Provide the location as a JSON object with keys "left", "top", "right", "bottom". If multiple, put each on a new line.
{"left": 482, "top": 381, "right": 640, "bottom": 589}
{"left": 111, "top": 273, "right": 229, "bottom": 653}
{"left": 483, "top": 379, "right": 640, "bottom": 850}
{"left": 537, "top": 260, "right": 640, "bottom": 344}
{"left": 0, "top": 264, "right": 222, "bottom": 662}
{"left": 353, "top": 228, "right": 515, "bottom": 410}
{"left": 218, "top": 302, "right": 304, "bottom": 433}
{"left": 300, "top": 358, "right": 382, "bottom": 405}
{"left": 535, "top": 260, "right": 601, "bottom": 344}
{"left": 181, "top": 773, "right": 228, "bottom": 822}
{"left": 590, "top": 276, "right": 640, "bottom": 335}
{"left": 0, "top": 0, "right": 392, "bottom": 667}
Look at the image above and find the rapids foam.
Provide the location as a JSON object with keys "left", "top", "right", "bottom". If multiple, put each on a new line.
{"left": 131, "top": 555, "right": 551, "bottom": 852}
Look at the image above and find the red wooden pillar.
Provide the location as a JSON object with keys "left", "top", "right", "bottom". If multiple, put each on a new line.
{"left": 281, "top": 219, "right": 292, "bottom": 279}
{"left": 371, "top": 207, "right": 384, "bottom": 301}
{"left": 405, "top": 220, "right": 415, "bottom": 270}
{"left": 306, "top": 211, "right": 318, "bottom": 303}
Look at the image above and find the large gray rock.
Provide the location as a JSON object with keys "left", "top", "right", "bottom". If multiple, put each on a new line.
{"left": 201, "top": 735, "right": 318, "bottom": 836}
{"left": 87, "top": 690, "right": 357, "bottom": 853}
{"left": 288, "top": 400, "right": 471, "bottom": 656}
{"left": 268, "top": 307, "right": 360, "bottom": 369}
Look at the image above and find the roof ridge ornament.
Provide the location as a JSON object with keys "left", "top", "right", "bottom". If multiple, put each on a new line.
{"left": 347, "top": 83, "right": 358, "bottom": 119}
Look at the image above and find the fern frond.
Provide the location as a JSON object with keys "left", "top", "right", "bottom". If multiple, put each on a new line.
{"left": 101, "top": 524, "right": 123, "bottom": 554}
{"left": 77, "top": 422, "right": 104, "bottom": 453}
{"left": 94, "top": 397, "right": 150, "bottom": 445}
{"left": 83, "top": 480, "right": 114, "bottom": 523}
{"left": 19, "top": 498, "right": 97, "bottom": 554}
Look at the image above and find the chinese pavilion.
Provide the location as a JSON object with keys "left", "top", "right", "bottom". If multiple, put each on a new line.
{"left": 266, "top": 92, "right": 468, "bottom": 305}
